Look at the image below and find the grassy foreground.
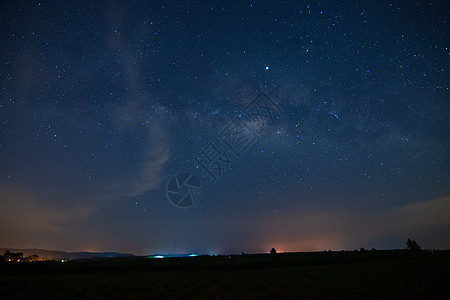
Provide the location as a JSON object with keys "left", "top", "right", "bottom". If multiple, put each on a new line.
{"left": 1, "top": 250, "right": 449, "bottom": 299}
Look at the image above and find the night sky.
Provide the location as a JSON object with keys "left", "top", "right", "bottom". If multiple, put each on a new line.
{"left": 1, "top": 1, "right": 449, "bottom": 255}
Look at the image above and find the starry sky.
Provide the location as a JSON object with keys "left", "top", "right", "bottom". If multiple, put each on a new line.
{"left": 1, "top": 1, "right": 449, "bottom": 255}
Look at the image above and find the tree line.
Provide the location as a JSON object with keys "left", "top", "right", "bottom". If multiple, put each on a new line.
{"left": 0, "top": 250, "right": 39, "bottom": 263}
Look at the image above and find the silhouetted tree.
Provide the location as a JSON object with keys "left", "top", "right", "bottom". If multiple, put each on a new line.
{"left": 407, "top": 239, "right": 421, "bottom": 251}
{"left": 360, "top": 247, "right": 366, "bottom": 252}
{"left": 3, "top": 250, "right": 11, "bottom": 262}
{"left": 25, "top": 254, "right": 39, "bottom": 262}
{"left": 270, "top": 248, "right": 277, "bottom": 255}
{"left": 3, "top": 250, "right": 23, "bottom": 262}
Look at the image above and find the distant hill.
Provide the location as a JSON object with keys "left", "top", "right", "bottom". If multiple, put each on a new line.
{"left": 0, "top": 247, "right": 135, "bottom": 260}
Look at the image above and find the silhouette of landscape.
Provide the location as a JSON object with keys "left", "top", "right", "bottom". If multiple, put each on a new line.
{"left": 1, "top": 245, "right": 449, "bottom": 298}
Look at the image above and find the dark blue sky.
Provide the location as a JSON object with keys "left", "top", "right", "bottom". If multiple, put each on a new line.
{"left": 1, "top": 1, "right": 449, "bottom": 255}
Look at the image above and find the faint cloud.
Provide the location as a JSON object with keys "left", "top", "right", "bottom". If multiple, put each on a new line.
{"left": 273, "top": 194, "right": 450, "bottom": 250}
{"left": 0, "top": 186, "right": 96, "bottom": 248}
{"left": 374, "top": 194, "right": 450, "bottom": 241}
{"left": 110, "top": 97, "right": 171, "bottom": 197}
{"left": 207, "top": 193, "right": 450, "bottom": 252}
{"left": 103, "top": 3, "right": 171, "bottom": 198}
{"left": 129, "top": 126, "right": 170, "bottom": 196}
{"left": 114, "top": 99, "right": 146, "bottom": 126}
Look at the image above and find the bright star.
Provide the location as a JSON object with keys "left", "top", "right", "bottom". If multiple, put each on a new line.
{"left": 265, "top": 66, "right": 269, "bottom": 70}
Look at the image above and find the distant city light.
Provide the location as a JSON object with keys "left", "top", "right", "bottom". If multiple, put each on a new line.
{"left": 148, "top": 254, "right": 199, "bottom": 258}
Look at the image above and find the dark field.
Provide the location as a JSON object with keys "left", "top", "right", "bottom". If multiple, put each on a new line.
{"left": 1, "top": 250, "right": 449, "bottom": 299}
